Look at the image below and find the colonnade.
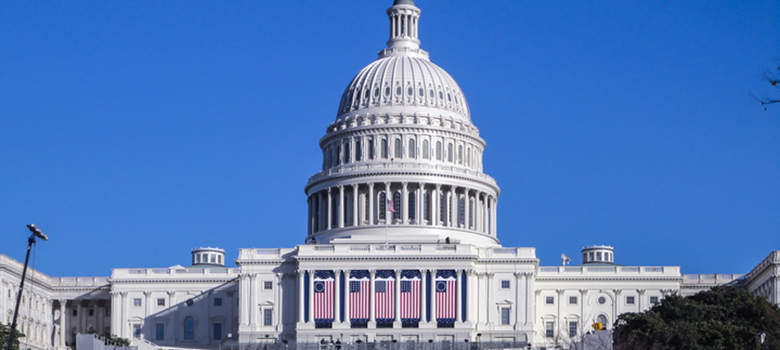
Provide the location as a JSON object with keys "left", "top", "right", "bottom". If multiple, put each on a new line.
{"left": 296, "top": 269, "right": 473, "bottom": 328}
{"left": 307, "top": 182, "right": 497, "bottom": 237}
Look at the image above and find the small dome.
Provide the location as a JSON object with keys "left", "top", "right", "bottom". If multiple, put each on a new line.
{"left": 336, "top": 56, "right": 470, "bottom": 122}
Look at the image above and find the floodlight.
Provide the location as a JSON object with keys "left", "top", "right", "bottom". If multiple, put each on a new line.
{"left": 27, "top": 223, "right": 48, "bottom": 241}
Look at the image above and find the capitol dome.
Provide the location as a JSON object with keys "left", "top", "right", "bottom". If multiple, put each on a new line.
{"left": 305, "top": 0, "right": 500, "bottom": 247}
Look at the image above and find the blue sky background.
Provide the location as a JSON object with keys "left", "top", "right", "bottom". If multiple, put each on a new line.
{"left": 1, "top": 0, "right": 778, "bottom": 277}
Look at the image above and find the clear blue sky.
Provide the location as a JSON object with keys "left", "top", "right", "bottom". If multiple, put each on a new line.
{"left": 1, "top": 0, "right": 778, "bottom": 277}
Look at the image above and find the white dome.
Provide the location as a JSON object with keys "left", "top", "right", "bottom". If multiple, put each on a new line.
{"left": 337, "top": 56, "right": 470, "bottom": 123}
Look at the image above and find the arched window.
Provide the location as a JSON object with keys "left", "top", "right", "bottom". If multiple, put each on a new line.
{"left": 381, "top": 139, "right": 388, "bottom": 159}
{"left": 378, "top": 192, "right": 386, "bottom": 220}
{"left": 394, "top": 138, "right": 402, "bottom": 158}
{"left": 436, "top": 141, "right": 442, "bottom": 160}
{"left": 596, "top": 315, "right": 608, "bottom": 329}
{"left": 422, "top": 140, "right": 429, "bottom": 159}
{"left": 466, "top": 147, "right": 470, "bottom": 166}
{"left": 344, "top": 142, "right": 351, "bottom": 164}
{"left": 184, "top": 317, "right": 195, "bottom": 340}
{"left": 393, "top": 192, "right": 401, "bottom": 220}
{"left": 447, "top": 143, "right": 453, "bottom": 162}
{"left": 368, "top": 139, "right": 375, "bottom": 160}
{"left": 458, "top": 145, "right": 463, "bottom": 164}
{"left": 337, "top": 145, "right": 342, "bottom": 165}
{"left": 408, "top": 192, "right": 416, "bottom": 221}
{"left": 355, "top": 140, "right": 362, "bottom": 161}
{"left": 409, "top": 139, "right": 416, "bottom": 159}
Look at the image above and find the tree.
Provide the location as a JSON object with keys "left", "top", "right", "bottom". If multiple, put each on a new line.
{"left": 613, "top": 286, "right": 780, "bottom": 350}
{"left": 0, "top": 324, "right": 25, "bottom": 350}
{"left": 751, "top": 60, "right": 780, "bottom": 110}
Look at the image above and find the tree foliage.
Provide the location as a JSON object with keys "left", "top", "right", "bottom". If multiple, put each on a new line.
{"left": 751, "top": 61, "right": 780, "bottom": 110}
{"left": 613, "top": 286, "right": 780, "bottom": 350}
{"left": 0, "top": 323, "right": 25, "bottom": 350}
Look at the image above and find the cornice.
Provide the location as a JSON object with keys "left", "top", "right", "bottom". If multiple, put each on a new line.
{"left": 109, "top": 277, "right": 238, "bottom": 284}
{"left": 305, "top": 169, "right": 499, "bottom": 193}
{"left": 536, "top": 276, "right": 683, "bottom": 282}
{"left": 320, "top": 124, "right": 485, "bottom": 148}
{"left": 294, "top": 254, "right": 480, "bottom": 262}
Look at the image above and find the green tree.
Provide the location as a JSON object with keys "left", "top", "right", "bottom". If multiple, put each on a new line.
{"left": 0, "top": 324, "right": 25, "bottom": 350}
{"left": 613, "top": 286, "right": 780, "bottom": 350}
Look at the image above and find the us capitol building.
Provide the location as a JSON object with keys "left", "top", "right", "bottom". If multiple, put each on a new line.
{"left": 1, "top": 1, "right": 778, "bottom": 349}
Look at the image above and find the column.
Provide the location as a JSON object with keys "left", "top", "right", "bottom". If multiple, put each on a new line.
{"left": 451, "top": 187, "right": 458, "bottom": 228}
{"left": 401, "top": 182, "right": 409, "bottom": 224}
{"left": 327, "top": 188, "right": 332, "bottom": 230}
{"left": 368, "top": 183, "right": 375, "bottom": 225}
{"left": 455, "top": 270, "right": 463, "bottom": 323}
{"left": 249, "top": 274, "right": 257, "bottom": 328}
{"left": 464, "top": 190, "right": 470, "bottom": 230}
{"left": 578, "top": 289, "right": 587, "bottom": 328}
{"left": 339, "top": 186, "right": 345, "bottom": 228}
{"left": 120, "top": 292, "right": 127, "bottom": 338}
{"left": 420, "top": 270, "right": 428, "bottom": 323}
{"left": 144, "top": 291, "right": 152, "bottom": 318}
{"left": 319, "top": 192, "right": 325, "bottom": 231}
{"left": 353, "top": 184, "right": 359, "bottom": 227}
{"left": 298, "top": 271, "right": 305, "bottom": 323}
{"left": 429, "top": 269, "right": 437, "bottom": 325}
{"left": 433, "top": 184, "right": 441, "bottom": 226}
{"left": 492, "top": 198, "right": 498, "bottom": 235}
{"left": 394, "top": 269, "right": 402, "bottom": 327}
{"left": 514, "top": 273, "right": 522, "bottom": 328}
{"left": 307, "top": 270, "right": 315, "bottom": 324}
{"left": 417, "top": 184, "right": 425, "bottom": 225}
{"left": 482, "top": 195, "right": 488, "bottom": 234}
{"left": 526, "top": 273, "right": 534, "bottom": 326}
{"left": 384, "top": 182, "right": 391, "bottom": 224}
{"left": 556, "top": 289, "right": 565, "bottom": 332}
{"left": 485, "top": 273, "right": 493, "bottom": 325}
{"left": 77, "top": 302, "right": 83, "bottom": 335}
{"left": 637, "top": 289, "right": 645, "bottom": 312}
{"left": 239, "top": 275, "right": 249, "bottom": 327}
{"left": 334, "top": 270, "right": 342, "bottom": 324}
{"left": 59, "top": 299, "right": 67, "bottom": 348}
{"left": 369, "top": 270, "right": 376, "bottom": 326}
{"left": 307, "top": 197, "right": 312, "bottom": 235}
{"left": 343, "top": 270, "right": 351, "bottom": 325}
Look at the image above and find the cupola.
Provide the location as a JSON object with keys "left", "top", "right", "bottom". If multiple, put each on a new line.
{"left": 191, "top": 247, "right": 226, "bottom": 267}
{"left": 582, "top": 245, "right": 615, "bottom": 264}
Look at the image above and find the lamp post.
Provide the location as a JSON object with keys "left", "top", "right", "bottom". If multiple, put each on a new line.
{"left": 6, "top": 224, "right": 48, "bottom": 350}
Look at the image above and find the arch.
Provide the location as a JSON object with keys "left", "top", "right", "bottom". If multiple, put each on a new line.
{"left": 368, "top": 138, "right": 375, "bottom": 159}
{"left": 394, "top": 138, "right": 402, "bottom": 158}
{"left": 447, "top": 143, "right": 453, "bottom": 162}
{"left": 408, "top": 138, "right": 416, "bottom": 159}
{"left": 458, "top": 145, "right": 463, "bottom": 164}
{"left": 355, "top": 139, "right": 362, "bottom": 161}
{"left": 344, "top": 142, "right": 351, "bottom": 164}
{"left": 422, "top": 139, "right": 429, "bottom": 159}
{"left": 381, "top": 139, "right": 388, "bottom": 159}
{"left": 435, "top": 141, "right": 442, "bottom": 160}
{"left": 596, "top": 314, "right": 609, "bottom": 329}
{"left": 466, "top": 147, "right": 470, "bottom": 167}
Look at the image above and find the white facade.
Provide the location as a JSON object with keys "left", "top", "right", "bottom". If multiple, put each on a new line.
{"left": 0, "top": 1, "right": 778, "bottom": 350}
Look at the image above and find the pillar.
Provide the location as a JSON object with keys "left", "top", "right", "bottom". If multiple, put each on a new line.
{"left": 307, "top": 270, "right": 315, "bottom": 324}
{"left": 298, "top": 271, "right": 305, "bottom": 323}
{"left": 394, "top": 269, "right": 402, "bottom": 327}
{"left": 369, "top": 270, "right": 376, "bottom": 326}
{"left": 353, "top": 184, "right": 359, "bottom": 227}
{"left": 418, "top": 183, "right": 425, "bottom": 224}
{"left": 327, "top": 188, "right": 332, "bottom": 230}
{"left": 369, "top": 183, "right": 375, "bottom": 225}
{"left": 420, "top": 270, "right": 428, "bottom": 323}
{"left": 401, "top": 182, "right": 409, "bottom": 224}
{"left": 334, "top": 270, "right": 342, "bottom": 324}
{"left": 384, "top": 182, "right": 391, "bottom": 224}
{"left": 343, "top": 269, "right": 351, "bottom": 325}
{"left": 451, "top": 187, "right": 458, "bottom": 227}
{"left": 429, "top": 269, "right": 437, "bottom": 325}
{"left": 339, "top": 186, "right": 345, "bottom": 228}
{"left": 433, "top": 184, "right": 441, "bottom": 226}
{"left": 59, "top": 299, "right": 67, "bottom": 348}
{"left": 455, "top": 270, "right": 463, "bottom": 323}
{"left": 464, "top": 189, "right": 470, "bottom": 230}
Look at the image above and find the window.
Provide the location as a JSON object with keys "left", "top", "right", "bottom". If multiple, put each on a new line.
{"left": 393, "top": 192, "right": 401, "bottom": 220}
{"left": 264, "top": 281, "right": 273, "bottom": 290}
{"left": 133, "top": 298, "right": 142, "bottom": 307}
{"left": 408, "top": 192, "right": 416, "bottom": 221}
{"left": 569, "top": 321, "right": 578, "bottom": 337}
{"left": 89, "top": 309, "right": 94, "bottom": 316}
{"left": 157, "top": 298, "right": 165, "bottom": 307}
{"left": 569, "top": 296, "right": 578, "bottom": 305}
{"left": 345, "top": 142, "right": 351, "bottom": 163}
{"left": 133, "top": 324, "right": 141, "bottom": 338}
{"left": 394, "top": 138, "right": 402, "bottom": 158}
{"left": 156, "top": 324, "right": 165, "bottom": 340}
{"left": 381, "top": 139, "right": 388, "bottom": 158}
{"left": 214, "top": 298, "right": 223, "bottom": 306}
{"left": 368, "top": 139, "right": 375, "bottom": 159}
{"left": 213, "top": 323, "right": 222, "bottom": 340}
{"left": 407, "top": 86, "right": 413, "bottom": 96}
{"left": 396, "top": 86, "right": 402, "bottom": 96}
{"left": 650, "top": 296, "right": 659, "bottom": 304}
{"left": 408, "top": 139, "right": 416, "bottom": 159}
{"left": 72, "top": 308, "right": 78, "bottom": 316}
{"left": 435, "top": 141, "right": 442, "bottom": 160}
{"left": 596, "top": 315, "right": 608, "bottom": 329}
{"left": 355, "top": 140, "right": 362, "bottom": 161}
{"left": 457, "top": 145, "right": 463, "bottom": 164}
{"left": 545, "top": 296, "right": 554, "bottom": 305}
{"left": 422, "top": 140, "right": 429, "bottom": 159}
{"left": 447, "top": 143, "right": 453, "bottom": 162}
{"left": 596, "top": 252, "right": 602, "bottom": 261}
{"left": 500, "top": 280, "right": 510, "bottom": 289}
{"left": 264, "top": 309, "right": 273, "bottom": 326}
{"left": 378, "top": 192, "right": 386, "bottom": 220}
{"left": 598, "top": 296, "right": 606, "bottom": 305}
{"left": 184, "top": 317, "right": 195, "bottom": 340}
{"left": 336, "top": 145, "right": 342, "bottom": 165}
{"left": 500, "top": 308, "right": 510, "bottom": 325}
{"left": 545, "top": 322, "right": 554, "bottom": 338}
{"left": 626, "top": 296, "right": 635, "bottom": 305}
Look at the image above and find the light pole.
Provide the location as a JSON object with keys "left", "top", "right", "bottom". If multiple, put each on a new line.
{"left": 6, "top": 224, "right": 48, "bottom": 350}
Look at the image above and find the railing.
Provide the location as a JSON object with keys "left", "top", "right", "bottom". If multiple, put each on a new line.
{"left": 314, "top": 245, "right": 335, "bottom": 252}
{"left": 644, "top": 267, "right": 664, "bottom": 272}
{"left": 493, "top": 248, "right": 517, "bottom": 254}
{"left": 256, "top": 249, "right": 281, "bottom": 255}
{"left": 308, "top": 161, "right": 497, "bottom": 184}
{"left": 587, "top": 267, "right": 616, "bottom": 272}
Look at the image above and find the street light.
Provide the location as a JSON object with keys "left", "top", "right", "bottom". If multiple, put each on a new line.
{"left": 6, "top": 224, "right": 49, "bottom": 350}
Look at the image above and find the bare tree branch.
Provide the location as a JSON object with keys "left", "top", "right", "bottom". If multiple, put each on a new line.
{"left": 752, "top": 63, "right": 780, "bottom": 110}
